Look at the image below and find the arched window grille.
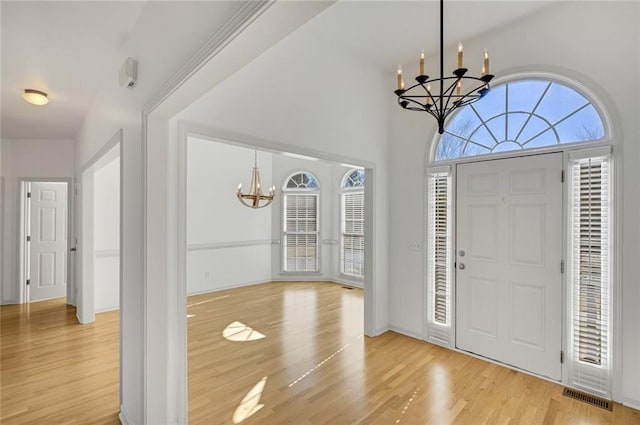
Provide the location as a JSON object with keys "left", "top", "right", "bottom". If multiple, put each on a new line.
{"left": 434, "top": 79, "right": 606, "bottom": 161}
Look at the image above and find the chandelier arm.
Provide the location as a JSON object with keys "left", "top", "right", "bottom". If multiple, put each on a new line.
{"left": 400, "top": 96, "right": 429, "bottom": 110}
{"left": 442, "top": 77, "right": 462, "bottom": 113}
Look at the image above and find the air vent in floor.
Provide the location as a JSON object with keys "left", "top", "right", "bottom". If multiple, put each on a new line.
{"left": 562, "top": 388, "right": 613, "bottom": 411}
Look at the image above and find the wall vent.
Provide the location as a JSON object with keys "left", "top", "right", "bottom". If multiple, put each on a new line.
{"left": 562, "top": 388, "right": 612, "bottom": 411}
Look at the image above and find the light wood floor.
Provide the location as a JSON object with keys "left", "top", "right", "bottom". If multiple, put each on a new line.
{"left": 2, "top": 281, "right": 639, "bottom": 424}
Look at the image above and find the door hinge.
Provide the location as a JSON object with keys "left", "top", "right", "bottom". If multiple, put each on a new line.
{"left": 561, "top": 350, "right": 564, "bottom": 363}
{"left": 27, "top": 191, "right": 32, "bottom": 198}
{"left": 561, "top": 260, "right": 565, "bottom": 274}
{"left": 561, "top": 170, "right": 565, "bottom": 182}
{"left": 26, "top": 235, "right": 31, "bottom": 242}
{"left": 26, "top": 279, "right": 30, "bottom": 286}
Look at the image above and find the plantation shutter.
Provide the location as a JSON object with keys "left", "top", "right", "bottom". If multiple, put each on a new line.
{"left": 426, "top": 169, "right": 452, "bottom": 346}
{"left": 341, "top": 192, "right": 365, "bottom": 277}
{"left": 569, "top": 152, "right": 612, "bottom": 396}
{"left": 283, "top": 193, "right": 319, "bottom": 272}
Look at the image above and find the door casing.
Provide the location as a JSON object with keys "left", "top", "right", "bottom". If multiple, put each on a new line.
{"left": 18, "top": 177, "right": 73, "bottom": 305}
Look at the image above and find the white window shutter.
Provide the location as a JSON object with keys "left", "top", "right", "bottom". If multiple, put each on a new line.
{"left": 426, "top": 170, "right": 452, "bottom": 346}
{"left": 283, "top": 193, "right": 319, "bottom": 272}
{"left": 568, "top": 155, "right": 612, "bottom": 397}
{"left": 341, "top": 191, "right": 365, "bottom": 277}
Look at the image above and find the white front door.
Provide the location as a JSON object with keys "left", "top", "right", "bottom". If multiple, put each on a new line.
{"left": 28, "top": 182, "right": 69, "bottom": 302}
{"left": 456, "top": 153, "right": 563, "bottom": 380}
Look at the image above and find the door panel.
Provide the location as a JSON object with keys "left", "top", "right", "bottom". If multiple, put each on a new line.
{"left": 456, "top": 153, "right": 563, "bottom": 380}
{"left": 29, "top": 182, "right": 68, "bottom": 302}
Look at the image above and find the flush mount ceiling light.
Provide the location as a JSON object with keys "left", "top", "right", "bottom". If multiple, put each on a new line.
{"left": 394, "top": 0, "right": 494, "bottom": 134}
{"left": 22, "top": 89, "right": 49, "bottom": 106}
{"left": 237, "top": 150, "right": 275, "bottom": 209}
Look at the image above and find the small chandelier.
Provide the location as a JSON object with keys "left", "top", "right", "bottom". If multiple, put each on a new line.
{"left": 394, "top": 0, "right": 494, "bottom": 134}
{"left": 237, "top": 150, "right": 275, "bottom": 209}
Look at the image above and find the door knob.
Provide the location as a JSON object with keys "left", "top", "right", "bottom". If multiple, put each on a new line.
{"left": 459, "top": 263, "right": 466, "bottom": 270}
{"left": 70, "top": 247, "right": 77, "bottom": 252}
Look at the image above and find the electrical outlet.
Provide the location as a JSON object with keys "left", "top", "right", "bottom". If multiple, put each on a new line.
{"left": 409, "top": 242, "right": 422, "bottom": 251}
{"left": 204, "top": 271, "right": 210, "bottom": 279}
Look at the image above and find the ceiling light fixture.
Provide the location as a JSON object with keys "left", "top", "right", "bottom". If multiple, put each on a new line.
{"left": 22, "top": 89, "right": 49, "bottom": 106}
{"left": 237, "top": 150, "right": 275, "bottom": 209}
{"left": 394, "top": 0, "right": 494, "bottom": 134}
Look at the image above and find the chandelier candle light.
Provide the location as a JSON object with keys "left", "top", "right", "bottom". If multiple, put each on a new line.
{"left": 394, "top": 0, "right": 494, "bottom": 134}
{"left": 236, "top": 150, "right": 276, "bottom": 209}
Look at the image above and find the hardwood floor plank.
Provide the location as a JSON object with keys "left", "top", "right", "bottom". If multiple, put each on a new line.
{"left": 2, "top": 282, "right": 640, "bottom": 424}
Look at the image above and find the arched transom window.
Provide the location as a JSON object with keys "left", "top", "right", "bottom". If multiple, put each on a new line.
{"left": 285, "top": 172, "right": 319, "bottom": 189}
{"left": 435, "top": 79, "right": 606, "bottom": 161}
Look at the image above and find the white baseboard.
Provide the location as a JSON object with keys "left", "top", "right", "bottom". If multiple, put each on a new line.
{"left": 187, "top": 279, "right": 272, "bottom": 296}
{"left": 95, "top": 305, "right": 120, "bottom": 314}
{"left": 372, "top": 326, "right": 390, "bottom": 337}
{"left": 623, "top": 397, "right": 640, "bottom": 411}
{"left": 332, "top": 277, "right": 363, "bottom": 288}
{"left": 119, "top": 405, "right": 133, "bottom": 425}
{"left": 388, "top": 325, "right": 424, "bottom": 341}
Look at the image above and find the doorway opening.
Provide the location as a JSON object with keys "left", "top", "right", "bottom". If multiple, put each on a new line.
{"left": 78, "top": 141, "right": 121, "bottom": 323}
{"left": 19, "top": 180, "right": 71, "bottom": 303}
{"left": 183, "top": 134, "right": 367, "bottom": 422}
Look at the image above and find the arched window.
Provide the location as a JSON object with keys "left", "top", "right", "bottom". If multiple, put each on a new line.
{"left": 434, "top": 79, "right": 606, "bottom": 161}
{"left": 340, "top": 169, "right": 365, "bottom": 278}
{"left": 282, "top": 172, "right": 319, "bottom": 272}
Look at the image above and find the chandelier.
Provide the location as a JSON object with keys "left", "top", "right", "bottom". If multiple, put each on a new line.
{"left": 236, "top": 150, "right": 275, "bottom": 209}
{"left": 394, "top": 0, "right": 494, "bottom": 134}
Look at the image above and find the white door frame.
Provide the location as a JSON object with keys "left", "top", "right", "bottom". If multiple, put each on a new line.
{"left": 140, "top": 2, "right": 379, "bottom": 423}
{"left": 77, "top": 129, "right": 123, "bottom": 324}
{"left": 17, "top": 177, "right": 72, "bottom": 305}
{"left": 76, "top": 129, "right": 123, "bottom": 408}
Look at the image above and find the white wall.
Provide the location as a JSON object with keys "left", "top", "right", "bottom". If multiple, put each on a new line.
{"left": 186, "top": 138, "right": 272, "bottom": 294}
{"left": 388, "top": 2, "right": 640, "bottom": 407}
{"left": 93, "top": 153, "right": 120, "bottom": 312}
{"left": 1, "top": 138, "right": 74, "bottom": 304}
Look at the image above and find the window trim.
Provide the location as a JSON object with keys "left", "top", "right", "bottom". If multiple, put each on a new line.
{"left": 281, "top": 171, "right": 321, "bottom": 274}
{"left": 340, "top": 169, "right": 365, "bottom": 279}
{"left": 425, "top": 165, "right": 454, "bottom": 347}
{"left": 566, "top": 146, "right": 614, "bottom": 397}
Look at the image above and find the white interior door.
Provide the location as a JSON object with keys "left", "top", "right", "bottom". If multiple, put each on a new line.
{"left": 456, "top": 153, "right": 563, "bottom": 380}
{"left": 28, "top": 182, "right": 69, "bottom": 302}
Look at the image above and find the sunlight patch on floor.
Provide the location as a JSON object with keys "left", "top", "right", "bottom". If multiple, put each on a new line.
{"left": 187, "top": 294, "right": 230, "bottom": 308}
{"left": 288, "top": 343, "right": 350, "bottom": 387}
{"left": 395, "top": 388, "right": 419, "bottom": 424}
{"left": 223, "top": 321, "right": 266, "bottom": 342}
{"left": 232, "top": 376, "right": 267, "bottom": 424}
